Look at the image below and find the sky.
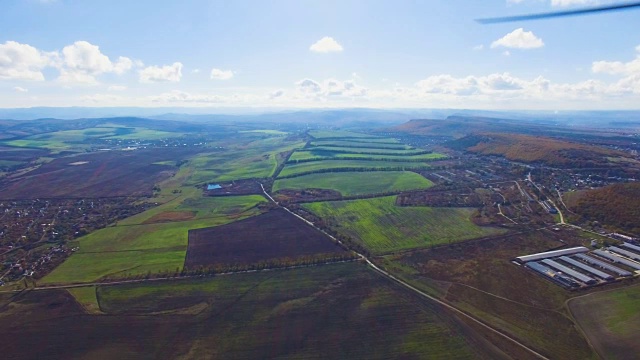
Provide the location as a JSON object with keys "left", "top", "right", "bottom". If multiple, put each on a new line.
{"left": 1, "top": 0, "right": 639, "bottom": 110}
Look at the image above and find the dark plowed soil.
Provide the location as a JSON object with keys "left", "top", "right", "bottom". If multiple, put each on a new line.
{"left": 184, "top": 208, "right": 345, "bottom": 267}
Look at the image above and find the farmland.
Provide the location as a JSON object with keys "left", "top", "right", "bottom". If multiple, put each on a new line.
{"left": 184, "top": 208, "right": 346, "bottom": 268}
{"left": 288, "top": 150, "right": 445, "bottom": 162}
{"left": 379, "top": 229, "right": 596, "bottom": 360}
{"left": 302, "top": 196, "right": 505, "bottom": 254}
{"left": 3, "top": 113, "right": 640, "bottom": 359}
{"left": 569, "top": 284, "right": 640, "bottom": 359}
{"left": 273, "top": 171, "right": 434, "bottom": 196}
{"left": 0, "top": 147, "right": 202, "bottom": 199}
{"left": 1, "top": 263, "right": 494, "bottom": 359}
{"left": 308, "top": 129, "right": 384, "bottom": 139}
{"left": 278, "top": 159, "right": 432, "bottom": 178}
{"left": 41, "top": 195, "right": 268, "bottom": 284}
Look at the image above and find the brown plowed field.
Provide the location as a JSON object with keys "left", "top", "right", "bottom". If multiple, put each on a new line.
{"left": 184, "top": 208, "right": 345, "bottom": 267}
{"left": 0, "top": 148, "right": 200, "bottom": 199}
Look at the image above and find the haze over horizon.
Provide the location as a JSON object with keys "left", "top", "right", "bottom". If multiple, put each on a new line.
{"left": 1, "top": 0, "right": 640, "bottom": 110}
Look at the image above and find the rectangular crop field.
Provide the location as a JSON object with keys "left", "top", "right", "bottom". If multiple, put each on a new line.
{"left": 569, "top": 284, "right": 640, "bottom": 359}
{"left": 2, "top": 263, "right": 486, "bottom": 359}
{"left": 308, "top": 130, "right": 383, "bottom": 139}
{"left": 41, "top": 195, "right": 267, "bottom": 284}
{"left": 308, "top": 146, "right": 426, "bottom": 155}
{"left": 0, "top": 147, "right": 202, "bottom": 199}
{"left": 289, "top": 150, "right": 446, "bottom": 162}
{"left": 184, "top": 208, "right": 345, "bottom": 267}
{"left": 273, "top": 171, "right": 434, "bottom": 196}
{"left": 303, "top": 196, "right": 505, "bottom": 254}
{"left": 310, "top": 140, "right": 409, "bottom": 149}
{"left": 278, "top": 160, "right": 431, "bottom": 178}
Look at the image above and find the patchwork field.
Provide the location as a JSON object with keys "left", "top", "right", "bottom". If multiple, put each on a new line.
{"left": 302, "top": 196, "right": 505, "bottom": 254}
{"left": 273, "top": 171, "right": 434, "bottom": 196}
{"left": 569, "top": 284, "right": 640, "bottom": 359}
{"left": 278, "top": 160, "right": 432, "bottom": 178}
{"left": 0, "top": 148, "right": 202, "bottom": 199}
{"left": 289, "top": 149, "right": 446, "bottom": 163}
{"left": 41, "top": 195, "right": 267, "bottom": 284}
{"left": 184, "top": 208, "right": 346, "bottom": 268}
{"left": 1, "top": 264, "right": 490, "bottom": 359}
{"left": 187, "top": 137, "right": 304, "bottom": 184}
{"left": 308, "top": 129, "right": 383, "bottom": 139}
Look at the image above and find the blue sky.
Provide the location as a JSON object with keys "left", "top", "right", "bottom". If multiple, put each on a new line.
{"left": 1, "top": 0, "right": 639, "bottom": 109}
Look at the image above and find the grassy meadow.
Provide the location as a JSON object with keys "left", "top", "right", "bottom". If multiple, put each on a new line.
{"left": 273, "top": 171, "right": 434, "bottom": 196}
{"left": 303, "top": 196, "right": 505, "bottom": 254}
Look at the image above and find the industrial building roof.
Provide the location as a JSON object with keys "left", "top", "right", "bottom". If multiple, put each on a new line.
{"left": 541, "top": 259, "right": 596, "bottom": 284}
{"left": 593, "top": 250, "right": 640, "bottom": 270}
{"left": 559, "top": 256, "right": 613, "bottom": 280}
{"left": 574, "top": 253, "right": 632, "bottom": 277}
{"left": 516, "top": 246, "right": 589, "bottom": 263}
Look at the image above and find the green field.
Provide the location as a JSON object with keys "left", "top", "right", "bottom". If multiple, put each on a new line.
{"left": 4, "top": 139, "right": 73, "bottom": 151}
{"left": 92, "top": 263, "right": 480, "bottom": 358}
{"left": 41, "top": 195, "right": 266, "bottom": 284}
{"left": 240, "top": 129, "right": 288, "bottom": 135}
{"left": 187, "top": 137, "right": 303, "bottom": 184}
{"left": 4, "top": 263, "right": 487, "bottom": 359}
{"left": 303, "top": 196, "right": 505, "bottom": 254}
{"left": 273, "top": 171, "right": 434, "bottom": 196}
{"left": 308, "top": 129, "right": 382, "bottom": 139}
{"left": 308, "top": 146, "right": 425, "bottom": 155}
{"left": 310, "top": 140, "right": 409, "bottom": 149}
{"left": 311, "top": 139, "right": 402, "bottom": 146}
{"left": 569, "top": 285, "right": 640, "bottom": 359}
{"left": 289, "top": 150, "right": 446, "bottom": 162}
{"left": 278, "top": 160, "right": 431, "bottom": 178}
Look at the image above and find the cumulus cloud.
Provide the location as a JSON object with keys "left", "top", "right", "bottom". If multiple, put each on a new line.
{"left": 309, "top": 36, "right": 343, "bottom": 53}
{"left": 210, "top": 68, "right": 234, "bottom": 80}
{"left": 56, "top": 41, "right": 135, "bottom": 84}
{"left": 491, "top": 28, "right": 544, "bottom": 49}
{"left": 591, "top": 46, "right": 640, "bottom": 95}
{"left": 139, "top": 62, "right": 183, "bottom": 83}
{"left": 14, "top": 86, "right": 28, "bottom": 92}
{"left": 592, "top": 49, "right": 640, "bottom": 76}
{"left": 0, "top": 41, "right": 56, "bottom": 81}
{"left": 295, "top": 78, "right": 367, "bottom": 99}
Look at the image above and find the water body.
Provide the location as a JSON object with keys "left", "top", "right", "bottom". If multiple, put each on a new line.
{"left": 207, "top": 184, "right": 222, "bottom": 190}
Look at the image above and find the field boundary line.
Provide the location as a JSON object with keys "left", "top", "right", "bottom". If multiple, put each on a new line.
{"left": 260, "top": 183, "right": 550, "bottom": 360}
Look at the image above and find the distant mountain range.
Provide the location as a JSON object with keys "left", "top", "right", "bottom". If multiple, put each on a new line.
{"left": 0, "top": 107, "right": 639, "bottom": 129}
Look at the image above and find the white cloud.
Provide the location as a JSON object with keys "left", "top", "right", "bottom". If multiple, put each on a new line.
{"left": 591, "top": 46, "right": 640, "bottom": 95}
{"left": 57, "top": 41, "right": 134, "bottom": 84}
{"left": 551, "top": 0, "right": 598, "bottom": 7}
{"left": 210, "top": 68, "right": 234, "bottom": 80}
{"left": 14, "top": 86, "right": 28, "bottom": 92}
{"left": 192, "top": 69, "right": 201, "bottom": 74}
{"left": 295, "top": 78, "right": 367, "bottom": 99}
{"left": 296, "top": 78, "right": 322, "bottom": 94}
{"left": 473, "top": 44, "right": 484, "bottom": 51}
{"left": 139, "top": 62, "right": 183, "bottom": 83}
{"left": 503, "top": 50, "right": 511, "bottom": 56}
{"left": 491, "top": 28, "right": 544, "bottom": 49}
{"left": 309, "top": 36, "right": 343, "bottom": 53}
{"left": 269, "top": 89, "right": 285, "bottom": 99}
{"left": 0, "top": 41, "right": 55, "bottom": 81}
{"left": 107, "top": 85, "right": 127, "bottom": 91}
